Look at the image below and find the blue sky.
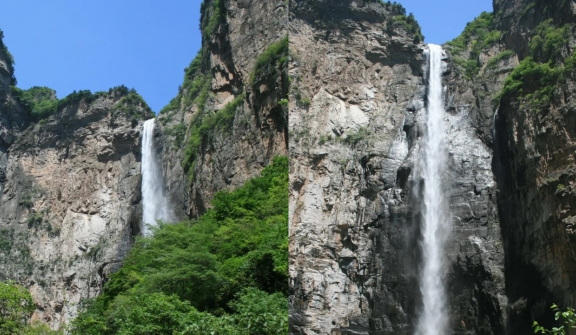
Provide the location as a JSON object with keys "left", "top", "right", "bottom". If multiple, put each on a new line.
{"left": 0, "top": 0, "right": 492, "bottom": 113}
{"left": 1, "top": 0, "right": 202, "bottom": 113}
{"left": 399, "top": 0, "right": 493, "bottom": 44}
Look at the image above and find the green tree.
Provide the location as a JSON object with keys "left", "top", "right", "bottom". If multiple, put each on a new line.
{"left": 70, "top": 156, "right": 288, "bottom": 335}
{"left": 105, "top": 293, "right": 192, "bottom": 335}
{"left": 230, "top": 288, "right": 288, "bottom": 334}
{"left": 0, "top": 281, "right": 35, "bottom": 335}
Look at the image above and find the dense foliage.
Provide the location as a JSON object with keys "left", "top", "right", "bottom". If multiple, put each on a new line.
{"left": 529, "top": 20, "right": 571, "bottom": 63}
{"left": 70, "top": 156, "right": 288, "bottom": 334}
{"left": 114, "top": 89, "right": 154, "bottom": 118}
{"left": 0, "top": 281, "right": 34, "bottom": 334}
{"left": 9, "top": 86, "right": 59, "bottom": 121}
{"left": 498, "top": 56, "right": 563, "bottom": 110}
{"left": 447, "top": 12, "right": 502, "bottom": 78}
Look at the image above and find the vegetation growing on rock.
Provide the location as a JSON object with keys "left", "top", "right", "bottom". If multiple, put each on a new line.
{"left": 251, "top": 37, "right": 289, "bottom": 85}
{"left": 382, "top": 1, "right": 424, "bottom": 43}
{"left": 69, "top": 156, "right": 288, "bottom": 334}
{"left": 363, "top": 1, "right": 424, "bottom": 43}
{"left": 159, "top": 0, "right": 225, "bottom": 119}
{"left": 0, "top": 29, "right": 16, "bottom": 85}
{"left": 9, "top": 86, "right": 58, "bottom": 121}
{"left": 485, "top": 50, "right": 515, "bottom": 69}
{"left": 529, "top": 20, "right": 571, "bottom": 63}
{"left": 0, "top": 281, "right": 62, "bottom": 334}
{"left": 163, "top": 122, "right": 186, "bottom": 147}
{"left": 114, "top": 88, "right": 154, "bottom": 119}
{"left": 390, "top": 13, "right": 424, "bottom": 44}
{"left": 447, "top": 12, "right": 502, "bottom": 78}
{"left": 201, "top": 0, "right": 225, "bottom": 40}
{"left": 497, "top": 20, "right": 575, "bottom": 113}
{"left": 0, "top": 281, "right": 34, "bottom": 334}
{"left": 10, "top": 85, "right": 153, "bottom": 122}
{"left": 182, "top": 93, "right": 245, "bottom": 179}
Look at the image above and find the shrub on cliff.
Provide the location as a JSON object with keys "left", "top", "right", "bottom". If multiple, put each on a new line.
{"left": 497, "top": 20, "right": 574, "bottom": 112}
{"left": 10, "top": 86, "right": 59, "bottom": 121}
{"left": 0, "top": 281, "right": 63, "bottom": 334}
{"left": 447, "top": 12, "right": 502, "bottom": 78}
{"left": 182, "top": 93, "right": 245, "bottom": 179}
{"left": 250, "top": 37, "right": 289, "bottom": 85}
{"left": 11, "top": 85, "right": 153, "bottom": 123}
{"left": 529, "top": 20, "right": 571, "bottom": 63}
{"left": 367, "top": 1, "right": 424, "bottom": 43}
{"left": 114, "top": 89, "right": 154, "bottom": 119}
{"left": 159, "top": 50, "right": 207, "bottom": 115}
{"left": 200, "top": 0, "right": 225, "bottom": 40}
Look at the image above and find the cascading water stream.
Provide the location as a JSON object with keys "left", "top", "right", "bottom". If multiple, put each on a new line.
{"left": 415, "top": 44, "right": 450, "bottom": 335}
{"left": 141, "top": 119, "right": 172, "bottom": 235}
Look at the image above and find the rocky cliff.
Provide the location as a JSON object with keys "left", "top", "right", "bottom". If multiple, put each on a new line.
{"left": 488, "top": 0, "right": 576, "bottom": 333}
{"left": 0, "top": 0, "right": 288, "bottom": 329}
{"left": 0, "top": 85, "right": 153, "bottom": 328}
{"left": 290, "top": 0, "right": 576, "bottom": 334}
{"left": 157, "top": 0, "right": 289, "bottom": 218}
{"left": 443, "top": 0, "right": 576, "bottom": 332}
{"left": 289, "top": 0, "right": 507, "bottom": 334}
{"left": 1, "top": 31, "right": 155, "bottom": 327}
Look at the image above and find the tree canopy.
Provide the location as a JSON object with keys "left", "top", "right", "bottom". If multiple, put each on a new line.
{"left": 70, "top": 156, "right": 289, "bottom": 334}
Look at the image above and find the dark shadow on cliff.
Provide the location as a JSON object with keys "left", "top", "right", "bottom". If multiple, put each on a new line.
{"left": 491, "top": 102, "right": 555, "bottom": 334}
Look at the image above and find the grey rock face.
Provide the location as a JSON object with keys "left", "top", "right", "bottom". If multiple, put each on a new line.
{"left": 442, "top": 0, "right": 576, "bottom": 332}
{"left": 157, "top": 0, "right": 288, "bottom": 218}
{"left": 0, "top": 94, "right": 151, "bottom": 328}
{"left": 289, "top": 1, "right": 506, "bottom": 334}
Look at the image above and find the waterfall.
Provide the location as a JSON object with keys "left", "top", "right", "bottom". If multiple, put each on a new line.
{"left": 141, "top": 119, "right": 172, "bottom": 235}
{"left": 415, "top": 44, "right": 450, "bottom": 335}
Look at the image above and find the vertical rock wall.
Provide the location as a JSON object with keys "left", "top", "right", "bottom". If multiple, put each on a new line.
{"left": 289, "top": 1, "right": 506, "bottom": 334}
{"left": 157, "top": 0, "right": 289, "bottom": 218}
{"left": 0, "top": 84, "right": 153, "bottom": 327}
{"left": 489, "top": 0, "right": 576, "bottom": 332}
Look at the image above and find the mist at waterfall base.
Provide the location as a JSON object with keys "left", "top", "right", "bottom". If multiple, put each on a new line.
{"left": 415, "top": 44, "right": 451, "bottom": 335}
{"left": 141, "top": 119, "right": 173, "bottom": 235}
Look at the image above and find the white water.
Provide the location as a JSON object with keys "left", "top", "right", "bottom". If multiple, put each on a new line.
{"left": 141, "top": 119, "right": 172, "bottom": 235}
{"left": 415, "top": 44, "right": 450, "bottom": 335}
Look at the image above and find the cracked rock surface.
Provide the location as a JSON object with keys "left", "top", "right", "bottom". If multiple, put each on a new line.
{"left": 289, "top": 1, "right": 506, "bottom": 334}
